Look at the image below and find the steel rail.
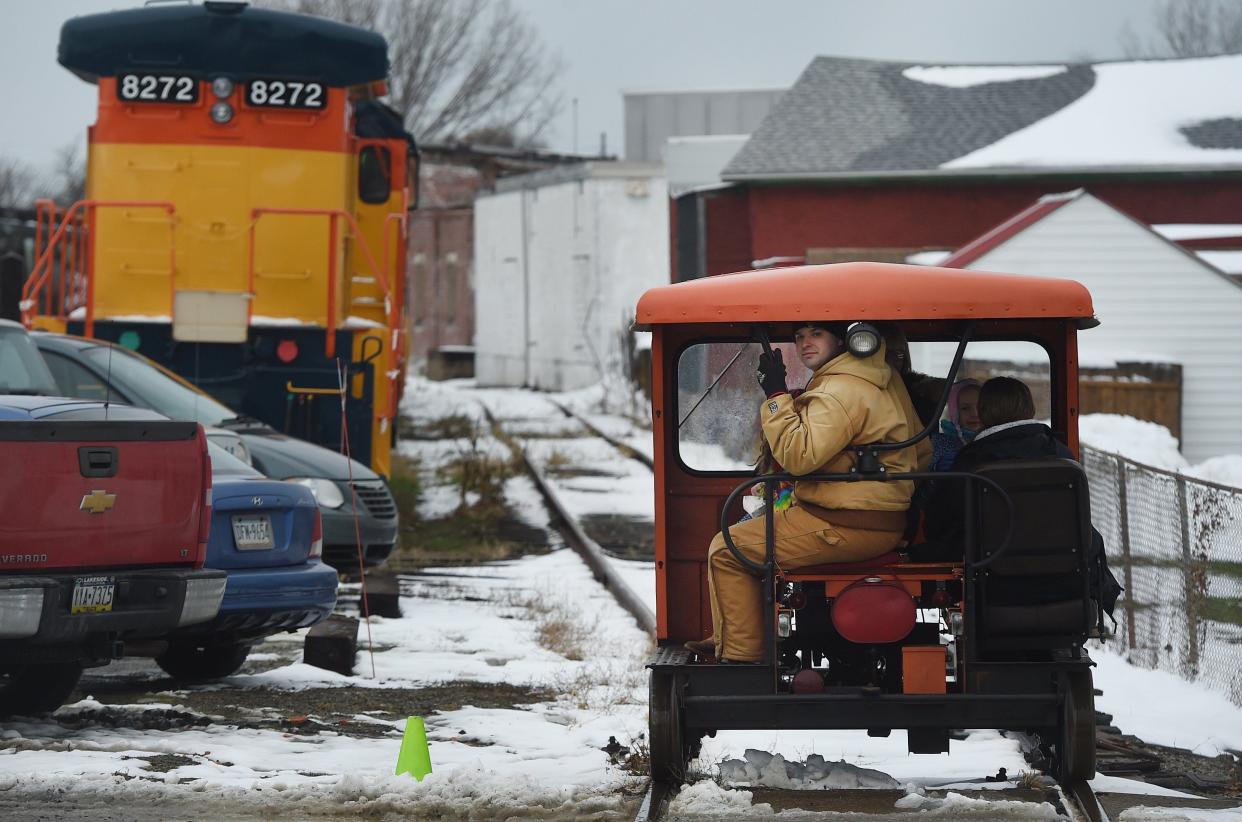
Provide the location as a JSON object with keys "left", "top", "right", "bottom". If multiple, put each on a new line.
{"left": 489, "top": 401, "right": 1117, "bottom": 822}
{"left": 482, "top": 407, "right": 656, "bottom": 637}
{"left": 1064, "top": 778, "right": 1109, "bottom": 822}
{"left": 548, "top": 399, "right": 654, "bottom": 471}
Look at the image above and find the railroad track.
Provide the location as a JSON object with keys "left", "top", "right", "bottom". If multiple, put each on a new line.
{"left": 488, "top": 404, "right": 1120, "bottom": 822}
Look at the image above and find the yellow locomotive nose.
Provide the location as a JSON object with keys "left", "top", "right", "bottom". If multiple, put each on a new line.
{"left": 31, "top": 0, "right": 417, "bottom": 477}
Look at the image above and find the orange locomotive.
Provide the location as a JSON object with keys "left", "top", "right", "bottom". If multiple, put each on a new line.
{"left": 24, "top": 1, "right": 417, "bottom": 476}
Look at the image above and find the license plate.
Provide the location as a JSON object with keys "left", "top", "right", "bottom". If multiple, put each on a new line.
{"left": 71, "top": 576, "right": 116, "bottom": 615}
{"left": 232, "top": 514, "right": 274, "bottom": 550}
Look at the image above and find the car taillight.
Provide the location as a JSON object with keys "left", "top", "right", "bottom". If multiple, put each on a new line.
{"left": 309, "top": 507, "right": 323, "bottom": 559}
{"left": 196, "top": 427, "right": 213, "bottom": 563}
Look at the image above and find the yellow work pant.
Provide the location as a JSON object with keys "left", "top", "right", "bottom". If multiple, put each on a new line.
{"left": 707, "top": 505, "right": 902, "bottom": 662}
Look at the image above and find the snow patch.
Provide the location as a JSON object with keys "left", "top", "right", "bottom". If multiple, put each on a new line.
{"left": 667, "top": 780, "right": 769, "bottom": 816}
{"left": 1119, "top": 808, "right": 1242, "bottom": 821}
{"left": 944, "top": 54, "right": 1242, "bottom": 169}
{"left": 1080, "top": 413, "right": 1188, "bottom": 472}
{"left": 1152, "top": 223, "right": 1242, "bottom": 241}
{"left": 904, "top": 64, "right": 1068, "bottom": 88}
{"left": 906, "top": 250, "right": 952, "bottom": 266}
{"left": 1197, "top": 250, "right": 1242, "bottom": 274}
{"left": 896, "top": 790, "right": 1060, "bottom": 818}
{"left": 1187, "top": 454, "right": 1242, "bottom": 489}
{"left": 1091, "top": 645, "right": 1242, "bottom": 757}
{"left": 718, "top": 749, "right": 900, "bottom": 790}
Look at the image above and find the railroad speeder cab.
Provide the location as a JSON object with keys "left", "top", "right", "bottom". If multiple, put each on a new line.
{"left": 636, "top": 262, "right": 1102, "bottom": 785}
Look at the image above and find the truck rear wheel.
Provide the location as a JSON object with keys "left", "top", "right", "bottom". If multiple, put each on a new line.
{"left": 0, "top": 662, "right": 83, "bottom": 717}
{"left": 156, "top": 642, "right": 250, "bottom": 681}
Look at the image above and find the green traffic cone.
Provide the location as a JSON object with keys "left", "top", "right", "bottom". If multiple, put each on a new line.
{"left": 395, "top": 716, "right": 433, "bottom": 780}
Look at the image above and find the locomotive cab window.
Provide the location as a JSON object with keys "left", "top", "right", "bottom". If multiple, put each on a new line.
{"left": 358, "top": 146, "right": 392, "bottom": 204}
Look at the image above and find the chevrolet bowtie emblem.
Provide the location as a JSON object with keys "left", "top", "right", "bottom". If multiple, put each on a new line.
{"left": 80, "top": 489, "right": 117, "bottom": 514}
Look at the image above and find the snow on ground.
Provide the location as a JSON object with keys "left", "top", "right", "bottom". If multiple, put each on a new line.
{"left": 1082, "top": 413, "right": 1242, "bottom": 488}
{"left": 1119, "top": 809, "right": 1242, "bottom": 821}
{"left": 1081, "top": 413, "right": 1190, "bottom": 471}
{"left": 1090, "top": 645, "right": 1242, "bottom": 758}
{"left": 0, "top": 548, "right": 651, "bottom": 818}
{"left": 6, "top": 378, "right": 1241, "bottom": 819}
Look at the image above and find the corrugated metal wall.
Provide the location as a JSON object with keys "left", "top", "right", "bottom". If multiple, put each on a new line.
{"left": 474, "top": 169, "right": 670, "bottom": 390}
{"left": 624, "top": 89, "right": 783, "bottom": 162}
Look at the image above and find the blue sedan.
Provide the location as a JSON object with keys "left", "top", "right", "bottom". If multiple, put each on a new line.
{"left": 154, "top": 442, "right": 339, "bottom": 679}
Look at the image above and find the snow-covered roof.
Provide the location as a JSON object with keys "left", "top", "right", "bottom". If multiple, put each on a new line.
{"left": 1152, "top": 223, "right": 1242, "bottom": 241}
{"left": 942, "top": 188, "right": 1242, "bottom": 289}
{"left": 1197, "top": 249, "right": 1242, "bottom": 274}
{"left": 724, "top": 53, "right": 1242, "bottom": 180}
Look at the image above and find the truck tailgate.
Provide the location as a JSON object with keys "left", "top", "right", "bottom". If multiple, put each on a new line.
{"left": 0, "top": 420, "right": 209, "bottom": 572}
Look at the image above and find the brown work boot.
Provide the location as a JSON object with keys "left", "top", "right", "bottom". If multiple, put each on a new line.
{"left": 684, "top": 638, "right": 715, "bottom": 657}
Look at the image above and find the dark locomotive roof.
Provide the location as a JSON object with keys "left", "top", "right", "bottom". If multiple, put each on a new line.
{"left": 58, "top": 1, "right": 389, "bottom": 87}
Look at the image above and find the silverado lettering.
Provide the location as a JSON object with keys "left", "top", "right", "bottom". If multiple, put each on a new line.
{"left": 2, "top": 554, "right": 50, "bottom": 564}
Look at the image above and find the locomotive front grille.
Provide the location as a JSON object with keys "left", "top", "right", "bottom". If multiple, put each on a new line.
{"left": 352, "top": 481, "right": 397, "bottom": 518}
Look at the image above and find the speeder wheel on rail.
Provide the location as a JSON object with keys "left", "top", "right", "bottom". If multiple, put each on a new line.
{"left": 1054, "top": 668, "right": 1097, "bottom": 783}
{"left": 649, "top": 671, "right": 695, "bottom": 783}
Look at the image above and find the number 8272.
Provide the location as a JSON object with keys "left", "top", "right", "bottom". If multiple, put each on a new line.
{"left": 246, "top": 79, "right": 326, "bottom": 109}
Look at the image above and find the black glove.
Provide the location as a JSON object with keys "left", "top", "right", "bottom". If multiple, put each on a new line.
{"left": 756, "top": 349, "right": 787, "bottom": 396}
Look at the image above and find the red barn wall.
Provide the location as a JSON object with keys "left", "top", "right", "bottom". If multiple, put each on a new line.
{"left": 729, "top": 178, "right": 1242, "bottom": 262}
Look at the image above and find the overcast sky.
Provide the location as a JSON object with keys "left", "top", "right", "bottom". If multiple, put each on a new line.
{"left": 1, "top": 0, "right": 1170, "bottom": 173}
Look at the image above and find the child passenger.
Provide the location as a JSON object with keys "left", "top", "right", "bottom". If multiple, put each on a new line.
{"left": 930, "top": 379, "right": 981, "bottom": 471}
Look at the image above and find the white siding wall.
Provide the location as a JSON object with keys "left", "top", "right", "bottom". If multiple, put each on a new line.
{"left": 473, "top": 192, "right": 527, "bottom": 386}
{"left": 474, "top": 173, "right": 670, "bottom": 391}
{"left": 966, "top": 194, "right": 1242, "bottom": 462}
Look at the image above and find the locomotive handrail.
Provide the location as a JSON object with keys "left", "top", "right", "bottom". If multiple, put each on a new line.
{"left": 717, "top": 468, "right": 1016, "bottom": 573}
{"left": 382, "top": 209, "right": 408, "bottom": 423}
{"left": 248, "top": 207, "right": 395, "bottom": 360}
{"left": 23, "top": 198, "right": 177, "bottom": 336}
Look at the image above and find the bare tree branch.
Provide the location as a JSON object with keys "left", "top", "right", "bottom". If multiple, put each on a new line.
{"left": 0, "top": 155, "right": 39, "bottom": 207}
{"left": 267, "top": 0, "right": 563, "bottom": 147}
{"left": 48, "top": 143, "right": 86, "bottom": 206}
{"left": 1123, "top": 0, "right": 1242, "bottom": 58}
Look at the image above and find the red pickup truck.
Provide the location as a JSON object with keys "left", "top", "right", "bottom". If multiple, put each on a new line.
{"left": 0, "top": 395, "right": 226, "bottom": 716}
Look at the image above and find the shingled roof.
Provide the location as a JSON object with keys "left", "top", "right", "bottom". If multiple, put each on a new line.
{"left": 723, "top": 54, "right": 1242, "bottom": 180}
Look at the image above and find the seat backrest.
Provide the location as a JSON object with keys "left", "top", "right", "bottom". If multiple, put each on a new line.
{"left": 969, "top": 458, "right": 1093, "bottom": 650}
{"left": 975, "top": 458, "right": 1091, "bottom": 578}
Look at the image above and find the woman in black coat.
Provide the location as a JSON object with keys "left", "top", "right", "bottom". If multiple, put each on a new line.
{"left": 920, "top": 377, "right": 1121, "bottom": 616}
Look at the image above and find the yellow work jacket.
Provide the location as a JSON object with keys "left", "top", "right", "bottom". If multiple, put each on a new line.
{"left": 759, "top": 342, "right": 929, "bottom": 512}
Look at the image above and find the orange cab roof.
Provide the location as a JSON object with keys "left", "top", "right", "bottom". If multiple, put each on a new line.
{"left": 635, "top": 262, "right": 1094, "bottom": 326}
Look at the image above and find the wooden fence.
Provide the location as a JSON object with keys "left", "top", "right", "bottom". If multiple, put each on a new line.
{"left": 959, "top": 359, "right": 1182, "bottom": 445}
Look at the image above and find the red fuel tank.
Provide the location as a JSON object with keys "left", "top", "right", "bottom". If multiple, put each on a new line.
{"left": 831, "top": 577, "right": 916, "bottom": 643}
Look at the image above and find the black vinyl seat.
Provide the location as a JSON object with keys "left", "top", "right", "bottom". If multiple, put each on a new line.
{"left": 968, "top": 459, "right": 1094, "bottom": 654}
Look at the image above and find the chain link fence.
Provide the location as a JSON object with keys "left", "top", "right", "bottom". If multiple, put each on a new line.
{"left": 1084, "top": 446, "right": 1242, "bottom": 705}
